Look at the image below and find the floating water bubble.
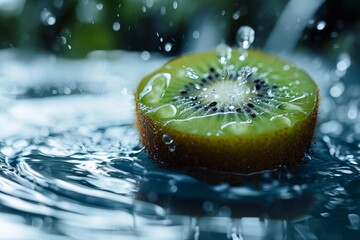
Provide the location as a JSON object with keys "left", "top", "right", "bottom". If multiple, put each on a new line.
{"left": 347, "top": 104, "right": 358, "bottom": 120}
{"left": 329, "top": 82, "right": 344, "bottom": 98}
{"left": 316, "top": 21, "right": 326, "bottom": 31}
{"left": 96, "top": 3, "right": 103, "bottom": 10}
{"left": 236, "top": 26, "right": 255, "bottom": 50}
{"left": 336, "top": 53, "right": 351, "bottom": 72}
{"left": 140, "top": 51, "right": 151, "bottom": 61}
{"left": 192, "top": 31, "right": 200, "bottom": 39}
{"left": 185, "top": 67, "right": 199, "bottom": 80}
{"left": 232, "top": 11, "right": 241, "bottom": 20}
{"left": 40, "top": 8, "right": 56, "bottom": 26}
{"left": 164, "top": 43, "right": 172, "bottom": 52}
{"left": 112, "top": 22, "right": 121, "bottom": 31}
{"left": 216, "top": 43, "right": 232, "bottom": 65}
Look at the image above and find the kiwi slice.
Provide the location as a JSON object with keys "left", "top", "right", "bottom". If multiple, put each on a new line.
{"left": 135, "top": 49, "right": 318, "bottom": 173}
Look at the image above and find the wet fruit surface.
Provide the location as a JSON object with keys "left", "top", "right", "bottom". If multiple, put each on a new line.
{"left": 136, "top": 49, "right": 319, "bottom": 172}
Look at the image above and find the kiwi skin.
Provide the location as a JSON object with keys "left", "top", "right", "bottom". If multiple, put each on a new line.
{"left": 135, "top": 52, "right": 319, "bottom": 173}
{"left": 136, "top": 98, "right": 318, "bottom": 173}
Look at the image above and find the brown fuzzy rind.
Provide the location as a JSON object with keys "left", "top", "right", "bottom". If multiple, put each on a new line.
{"left": 135, "top": 94, "right": 318, "bottom": 173}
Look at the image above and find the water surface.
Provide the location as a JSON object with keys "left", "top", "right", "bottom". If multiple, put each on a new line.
{"left": 0, "top": 49, "right": 359, "bottom": 240}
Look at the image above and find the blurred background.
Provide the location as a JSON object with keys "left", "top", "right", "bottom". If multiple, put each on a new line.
{"left": 0, "top": 0, "right": 359, "bottom": 60}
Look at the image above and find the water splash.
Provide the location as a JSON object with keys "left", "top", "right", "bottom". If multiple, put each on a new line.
{"left": 216, "top": 43, "right": 232, "bottom": 65}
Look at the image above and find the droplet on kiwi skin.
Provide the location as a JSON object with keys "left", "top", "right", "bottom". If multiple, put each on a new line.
{"left": 161, "top": 134, "right": 174, "bottom": 145}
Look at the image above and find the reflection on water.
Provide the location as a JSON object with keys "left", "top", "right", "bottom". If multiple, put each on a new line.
{"left": 0, "top": 49, "right": 359, "bottom": 240}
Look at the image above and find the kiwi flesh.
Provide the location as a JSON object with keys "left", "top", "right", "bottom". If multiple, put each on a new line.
{"left": 135, "top": 49, "right": 318, "bottom": 173}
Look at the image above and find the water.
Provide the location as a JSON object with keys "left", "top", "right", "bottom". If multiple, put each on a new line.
{"left": 0, "top": 48, "right": 360, "bottom": 240}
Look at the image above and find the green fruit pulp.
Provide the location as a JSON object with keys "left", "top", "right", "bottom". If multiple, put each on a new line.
{"left": 136, "top": 49, "right": 318, "bottom": 136}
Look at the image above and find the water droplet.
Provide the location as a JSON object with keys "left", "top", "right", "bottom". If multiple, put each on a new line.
{"left": 237, "top": 66, "right": 252, "bottom": 80}
{"left": 232, "top": 10, "right": 241, "bottom": 20}
{"left": 96, "top": 3, "right": 103, "bottom": 10}
{"left": 168, "top": 144, "right": 176, "bottom": 152}
{"left": 192, "top": 31, "right": 200, "bottom": 39}
{"left": 164, "top": 43, "right": 172, "bottom": 52}
{"left": 329, "top": 82, "right": 344, "bottom": 98}
{"left": 173, "top": 1, "right": 178, "bottom": 9}
{"left": 169, "top": 184, "right": 178, "bottom": 192}
{"left": 336, "top": 52, "right": 351, "bottom": 71}
{"left": 185, "top": 67, "right": 199, "bottom": 80}
{"left": 112, "top": 22, "right": 121, "bottom": 31}
{"left": 216, "top": 43, "right": 232, "bottom": 65}
{"left": 139, "top": 73, "right": 171, "bottom": 104}
{"left": 140, "top": 51, "right": 151, "bottom": 61}
{"left": 236, "top": 26, "right": 255, "bottom": 50}
{"left": 40, "top": 8, "right": 56, "bottom": 26}
{"left": 161, "top": 134, "right": 173, "bottom": 145}
{"left": 316, "top": 21, "right": 326, "bottom": 30}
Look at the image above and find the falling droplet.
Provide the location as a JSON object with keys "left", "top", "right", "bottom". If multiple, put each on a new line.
{"left": 185, "top": 67, "right": 199, "bottom": 80}
{"left": 164, "top": 43, "right": 172, "bottom": 52}
{"left": 112, "top": 22, "right": 121, "bottom": 31}
{"left": 40, "top": 8, "right": 56, "bottom": 26}
{"left": 140, "top": 51, "right": 151, "bottom": 61}
{"left": 236, "top": 26, "right": 255, "bottom": 50}
{"left": 216, "top": 43, "right": 232, "bottom": 65}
